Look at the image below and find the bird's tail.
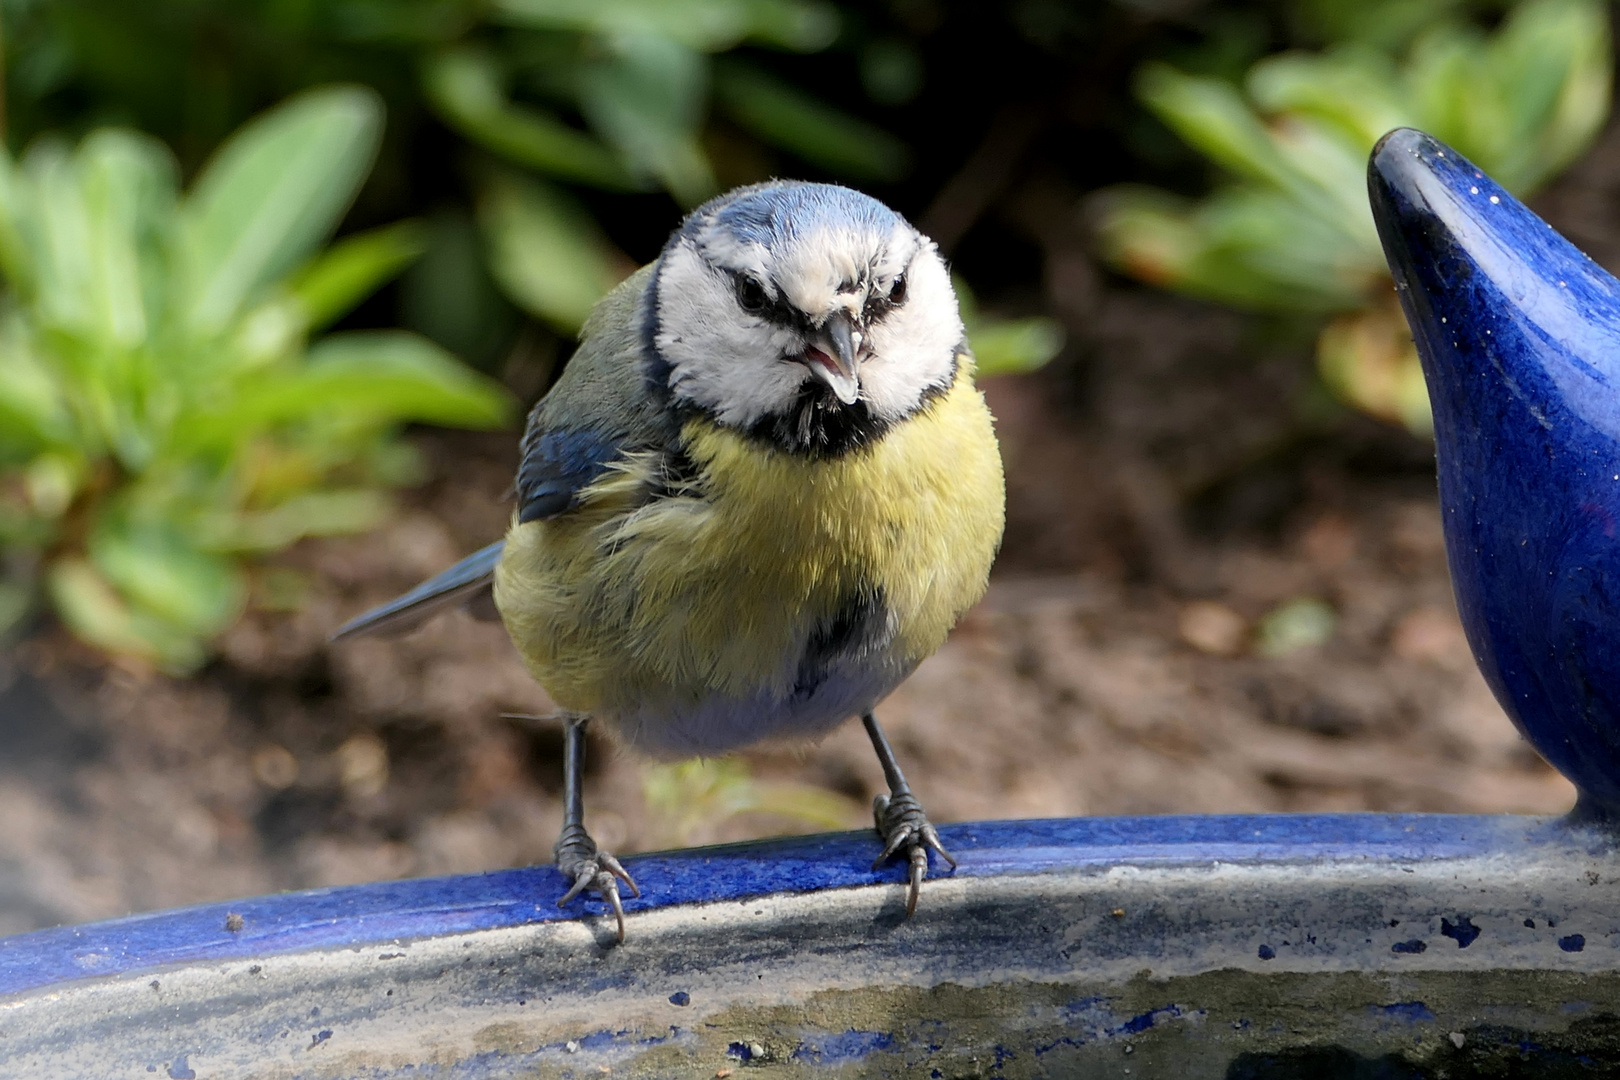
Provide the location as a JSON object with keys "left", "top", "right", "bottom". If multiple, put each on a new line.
{"left": 329, "top": 540, "right": 505, "bottom": 641}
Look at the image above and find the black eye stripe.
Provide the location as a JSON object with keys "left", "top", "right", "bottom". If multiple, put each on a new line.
{"left": 862, "top": 269, "right": 911, "bottom": 322}
{"left": 730, "top": 271, "right": 813, "bottom": 333}
{"left": 726, "top": 263, "right": 911, "bottom": 332}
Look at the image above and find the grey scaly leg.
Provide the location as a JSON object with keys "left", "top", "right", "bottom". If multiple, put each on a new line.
{"left": 863, "top": 712, "right": 956, "bottom": 915}
{"left": 553, "top": 715, "right": 639, "bottom": 942}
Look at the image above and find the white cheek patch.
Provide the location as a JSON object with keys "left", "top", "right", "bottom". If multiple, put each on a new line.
{"left": 655, "top": 241, "right": 807, "bottom": 428}
{"left": 860, "top": 244, "right": 963, "bottom": 421}
{"left": 654, "top": 219, "right": 963, "bottom": 437}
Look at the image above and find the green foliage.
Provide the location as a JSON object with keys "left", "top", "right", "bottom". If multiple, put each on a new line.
{"left": 711, "top": 59, "right": 909, "bottom": 182}
{"left": 2, "top": 0, "right": 926, "bottom": 347}
{"left": 956, "top": 279, "right": 1066, "bottom": 379}
{"left": 1255, "top": 596, "right": 1337, "bottom": 656}
{"left": 477, "top": 171, "right": 628, "bottom": 333}
{"left": 411, "top": 0, "right": 892, "bottom": 335}
{"left": 0, "top": 87, "right": 514, "bottom": 670}
{"left": 1097, "top": 0, "right": 1611, "bottom": 433}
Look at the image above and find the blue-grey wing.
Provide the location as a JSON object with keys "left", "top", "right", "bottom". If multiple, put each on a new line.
{"left": 330, "top": 541, "right": 504, "bottom": 641}
{"left": 516, "top": 427, "right": 626, "bottom": 523}
{"left": 516, "top": 263, "right": 670, "bottom": 523}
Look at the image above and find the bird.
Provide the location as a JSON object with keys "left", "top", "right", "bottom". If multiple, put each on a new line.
{"left": 333, "top": 181, "right": 1005, "bottom": 940}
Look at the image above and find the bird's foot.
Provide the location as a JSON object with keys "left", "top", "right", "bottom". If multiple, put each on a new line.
{"left": 554, "top": 822, "right": 640, "bottom": 942}
{"left": 871, "top": 791, "right": 956, "bottom": 916}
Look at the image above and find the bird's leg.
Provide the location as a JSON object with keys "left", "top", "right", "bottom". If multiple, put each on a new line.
{"left": 553, "top": 714, "right": 639, "bottom": 942}
{"left": 863, "top": 711, "right": 955, "bottom": 916}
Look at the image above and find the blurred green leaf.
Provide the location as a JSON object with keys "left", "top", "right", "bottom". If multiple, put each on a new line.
{"left": 1255, "top": 596, "right": 1337, "bottom": 656}
{"left": 72, "top": 129, "right": 177, "bottom": 349}
{"left": 46, "top": 556, "right": 209, "bottom": 671}
{"left": 1456, "top": 0, "right": 1610, "bottom": 191}
{"left": 400, "top": 210, "right": 521, "bottom": 371}
{"left": 211, "top": 331, "right": 516, "bottom": 434}
{"left": 1293, "top": 0, "right": 1467, "bottom": 51}
{"left": 577, "top": 32, "right": 716, "bottom": 206}
{"left": 713, "top": 60, "right": 910, "bottom": 181}
{"left": 421, "top": 48, "right": 643, "bottom": 190}
{"left": 24, "top": 139, "right": 104, "bottom": 340}
{"left": 1097, "top": 186, "right": 1376, "bottom": 313}
{"left": 23, "top": 453, "right": 82, "bottom": 519}
{"left": 47, "top": 557, "right": 157, "bottom": 662}
{"left": 956, "top": 277, "right": 1064, "bottom": 377}
{"left": 207, "top": 489, "right": 392, "bottom": 552}
{"left": 1247, "top": 48, "right": 1407, "bottom": 151}
{"left": 289, "top": 220, "right": 428, "bottom": 332}
{"left": 0, "top": 91, "right": 519, "bottom": 669}
{"left": 479, "top": 172, "right": 626, "bottom": 333}
{"left": 970, "top": 320, "right": 1066, "bottom": 377}
{"left": 1102, "top": 0, "right": 1610, "bottom": 435}
{"left": 492, "top": 0, "right": 838, "bottom": 53}
{"left": 1136, "top": 63, "right": 1297, "bottom": 191}
{"left": 0, "top": 581, "right": 29, "bottom": 639}
{"left": 89, "top": 515, "right": 246, "bottom": 638}
{"left": 1318, "top": 303, "right": 1432, "bottom": 435}
{"left": 180, "top": 85, "right": 384, "bottom": 335}
{"left": 0, "top": 332, "right": 73, "bottom": 452}
{"left": 0, "top": 154, "right": 38, "bottom": 296}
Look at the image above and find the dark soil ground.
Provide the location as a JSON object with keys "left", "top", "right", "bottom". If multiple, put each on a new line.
{"left": 12, "top": 113, "right": 1620, "bottom": 936}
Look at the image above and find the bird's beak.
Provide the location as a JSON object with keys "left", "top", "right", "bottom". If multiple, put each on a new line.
{"left": 803, "top": 311, "right": 862, "bottom": 405}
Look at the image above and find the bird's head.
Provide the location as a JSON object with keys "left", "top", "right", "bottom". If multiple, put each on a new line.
{"left": 649, "top": 181, "right": 963, "bottom": 455}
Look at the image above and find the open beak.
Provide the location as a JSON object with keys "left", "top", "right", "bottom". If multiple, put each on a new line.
{"left": 803, "top": 311, "right": 862, "bottom": 405}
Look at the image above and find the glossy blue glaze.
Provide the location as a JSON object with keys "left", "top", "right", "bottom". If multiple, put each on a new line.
{"left": 0, "top": 813, "right": 1541, "bottom": 998}
{"left": 1370, "top": 128, "right": 1620, "bottom": 815}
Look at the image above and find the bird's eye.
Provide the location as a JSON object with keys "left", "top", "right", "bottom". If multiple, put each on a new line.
{"left": 736, "top": 277, "right": 769, "bottom": 314}
{"left": 888, "top": 273, "right": 908, "bottom": 305}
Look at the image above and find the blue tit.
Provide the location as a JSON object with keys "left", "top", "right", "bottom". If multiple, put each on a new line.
{"left": 335, "top": 181, "right": 1005, "bottom": 939}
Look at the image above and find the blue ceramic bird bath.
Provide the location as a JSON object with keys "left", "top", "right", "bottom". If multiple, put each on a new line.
{"left": 1371, "top": 127, "right": 1620, "bottom": 819}
{"left": 12, "top": 131, "right": 1620, "bottom": 1076}
{"left": 5, "top": 815, "right": 1620, "bottom": 1078}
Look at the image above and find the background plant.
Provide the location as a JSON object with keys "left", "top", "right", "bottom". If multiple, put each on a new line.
{"left": 1096, "top": 0, "right": 1611, "bottom": 434}
{"left": 0, "top": 86, "right": 513, "bottom": 670}
{"left": 0, "top": 0, "right": 1059, "bottom": 380}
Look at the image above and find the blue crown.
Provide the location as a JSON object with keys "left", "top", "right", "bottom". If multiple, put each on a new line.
{"left": 688, "top": 181, "right": 902, "bottom": 249}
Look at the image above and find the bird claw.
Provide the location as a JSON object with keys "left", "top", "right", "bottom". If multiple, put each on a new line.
{"left": 871, "top": 791, "right": 956, "bottom": 916}
{"left": 555, "top": 823, "right": 640, "bottom": 943}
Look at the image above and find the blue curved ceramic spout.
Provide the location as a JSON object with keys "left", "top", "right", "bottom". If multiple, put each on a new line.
{"left": 1370, "top": 128, "right": 1620, "bottom": 818}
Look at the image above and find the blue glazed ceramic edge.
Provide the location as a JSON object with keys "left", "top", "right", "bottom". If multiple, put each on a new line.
{"left": 0, "top": 813, "right": 1565, "bottom": 998}
{"left": 1370, "top": 128, "right": 1620, "bottom": 813}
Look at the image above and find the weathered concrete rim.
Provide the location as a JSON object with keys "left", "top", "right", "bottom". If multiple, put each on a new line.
{"left": 0, "top": 812, "right": 1592, "bottom": 1000}
{"left": 6, "top": 813, "right": 1620, "bottom": 1077}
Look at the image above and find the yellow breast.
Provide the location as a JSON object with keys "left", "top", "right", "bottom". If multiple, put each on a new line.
{"left": 494, "top": 361, "right": 1005, "bottom": 735}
